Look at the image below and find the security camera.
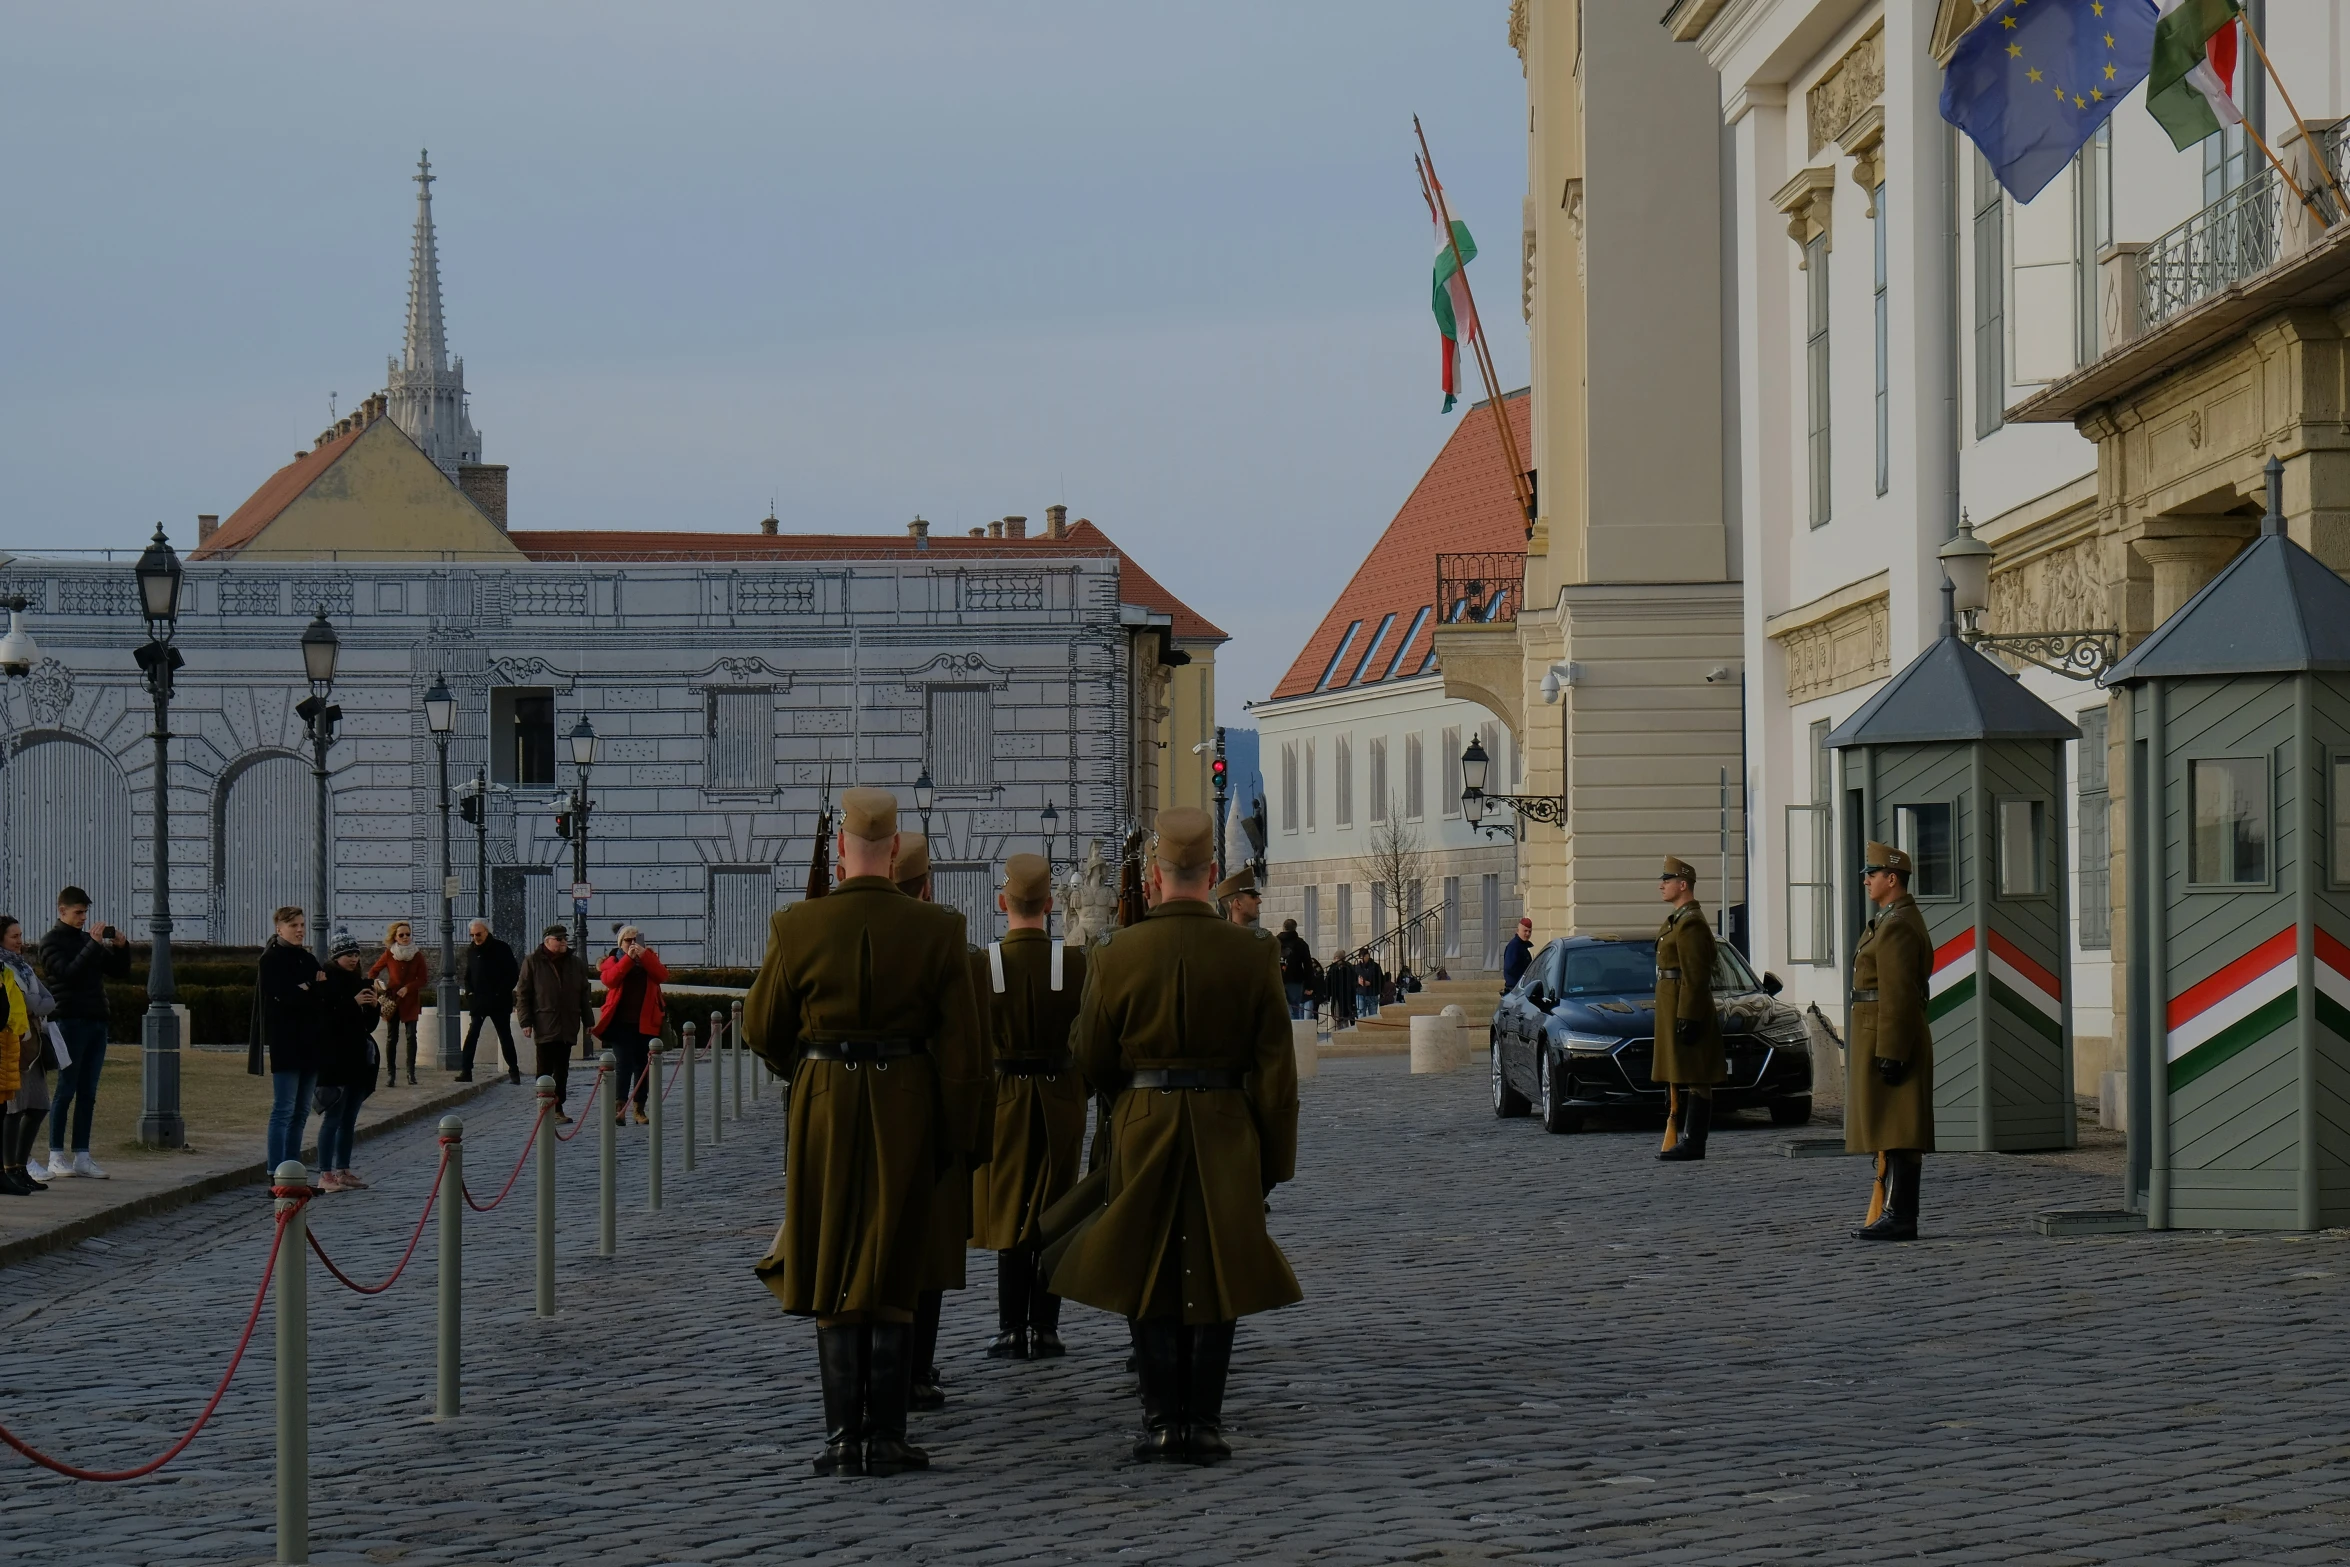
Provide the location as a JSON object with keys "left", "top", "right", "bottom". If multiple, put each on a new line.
{"left": 1704, "top": 665, "right": 1736, "bottom": 684}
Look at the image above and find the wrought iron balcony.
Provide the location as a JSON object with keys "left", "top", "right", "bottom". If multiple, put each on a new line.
{"left": 2139, "top": 125, "right": 2350, "bottom": 329}
{"left": 1435, "top": 551, "right": 1525, "bottom": 626}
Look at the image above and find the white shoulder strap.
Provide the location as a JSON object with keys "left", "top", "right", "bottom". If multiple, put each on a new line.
{"left": 987, "top": 942, "right": 1006, "bottom": 994}
{"left": 1050, "top": 939, "right": 1065, "bottom": 992}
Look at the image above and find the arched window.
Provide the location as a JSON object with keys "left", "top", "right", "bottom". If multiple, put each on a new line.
{"left": 216, "top": 751, "right": 322, "bottom": 946}
{"left": 2, "top": 733, "right": 133, "bottom": 932}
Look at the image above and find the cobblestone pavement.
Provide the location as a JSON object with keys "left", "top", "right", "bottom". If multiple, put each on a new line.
{"left": 5, "top": 1055, "right": 2348, "bottom": 1565}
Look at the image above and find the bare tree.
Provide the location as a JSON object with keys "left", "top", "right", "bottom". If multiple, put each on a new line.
{"left": 1353, "top": 794, "right": 1433, "bottom": 972}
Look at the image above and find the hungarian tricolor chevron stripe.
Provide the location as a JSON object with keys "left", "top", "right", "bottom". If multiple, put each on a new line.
{"left": 2161, "top": 926, "right": 2350, "bottom": 1091}
{"left": 1926, "top": 929, "right": 1977, "bottom": 1023}
{"left": 1987, "top": 931, "right": 2064, "bottom": 1046}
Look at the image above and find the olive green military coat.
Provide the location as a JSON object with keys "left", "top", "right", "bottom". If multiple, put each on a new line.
{"left": 743, "top": 876, "right": 986, "bottom": 1318}
{"left": 913, "top": 946, "right": 992, "bottom": 1292}
{"left": 972, "top": 931, "right": 1090, "bottom": 1252}
{"left": 1845, "top": 892, "right": 1936, "bottom": 1154}
{"left": 1649, "top": 901, "right": 1725, "bottom": 1086}
{"left": 1048, "top": 901, "right": 1301, "bottom": 1324}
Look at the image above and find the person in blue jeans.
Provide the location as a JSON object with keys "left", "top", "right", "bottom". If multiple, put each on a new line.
{"left": 249, "top": 906, "right": 326, "bottom": 1172}
{"left": 315, "top": 929, "right": 382, "bottom": 1192}
{"left": 37, "top": 886, "right": 131, "bottom": 1182}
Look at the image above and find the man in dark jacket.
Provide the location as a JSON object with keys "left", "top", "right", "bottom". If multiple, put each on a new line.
{"left": 248, "top": 907, "right": 327, "bottom": 1173}
{"left": 458, "top": 920, "right": 522, "bottom": 1085}
{"left": 1324, "top": 950, "right": 1354, "bottom": 1028}
{"left": 38, "top": 886, "right": 130, "bottom": 1181}
{"left": 1501, "top": 917, "right": 1535, "bottom": 993}
{"left": 515, "top": 925, "right": 593, "bottom": 1123}
{"left": 1275, "top": 919, "right": 1313, "bottom": 1019}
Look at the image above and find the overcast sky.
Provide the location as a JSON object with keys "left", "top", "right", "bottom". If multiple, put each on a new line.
{"left": 0, "top": 1, "right": 1528, "bottom": 719}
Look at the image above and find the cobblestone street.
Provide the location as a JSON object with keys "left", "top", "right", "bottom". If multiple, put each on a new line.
{"left": 6, "top": 1054, "right": 2348, "bottom": 1565}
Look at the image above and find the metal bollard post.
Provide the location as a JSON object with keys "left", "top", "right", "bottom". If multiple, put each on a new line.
{"left": 273, "top": 1161, "right": 310, "bottom": 1565}
{"left": 597, "top": 1050, "right": 617, "bottom": 1257}
{"left": 436, "top": 1119, "right": 463, "bottom": 1419}
{"left": 682, "top": 1021, "right": 698, "bottom": 1173}
{"left": 647, "top": 1038, "right": 665, "bottom": 1211}
{"left": 535, "top": 1075, "right": 557, "bottom": 1319}
{"left": 710, "top": 1013, "right": 723, "bottom": 1147}
{"left": 726, "top": 1007, "right": 742, "bottom": 1120}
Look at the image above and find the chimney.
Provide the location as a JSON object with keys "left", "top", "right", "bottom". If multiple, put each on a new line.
{"left": 197, "top": 513, "right": 219, "bottom": 546}
{"left": 315, "top": 430, "right": 333, "bottom": 450}
{"left": 457, "top": 463, "right": 510, "bottom": 528}
{"left": 969, "top": 527, "right": 985, "bottom": 537}
{"left": 987, "top": 519, "right": 1004, "bottom": 539}
{"left": 907, "top": 516, "right": 930, "bottom": 539}
{"left": 759, "top": 511, "right": 780, "bottom": 536}
{"left": 1003, "top": 514, "right": 1027, "bottom": 539}
{"left": 1045, "top": 504, "right": 1067, "bottom": 539}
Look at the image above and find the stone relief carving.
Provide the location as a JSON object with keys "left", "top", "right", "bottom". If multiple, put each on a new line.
{"left": 1507, "top": 0, "right": 1528, "bottom": 65}
{"left": 1562, "top": 178, "right": 1585, "bottom": 285}
{"left": 1988, "top": 539, "right": 2105, "bottom": 639}
{"left": 1060, "top": 839, "right": 1120, "bottom": 949}
{"left": 487, "top": 655, "right": 579, "bottom": 692}
{"left": 1775, "top": 595, "right": 1890, "bottom": 702}
{"left": 902, "top": 651, "right": 1010, "bottom": 691}
{"left": 1806, "top": 25, "right": 1884, "bottom": 156}
{"left": 25, "top": 658, "right": 72, "bottom": 725}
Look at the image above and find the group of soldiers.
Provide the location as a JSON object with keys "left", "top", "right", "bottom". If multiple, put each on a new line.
{"left": 743, "top": 793, "right": 1299, "bottom": 1477}
{"left": 1646, "top": 844, "right": 1933, "bottom": 1241}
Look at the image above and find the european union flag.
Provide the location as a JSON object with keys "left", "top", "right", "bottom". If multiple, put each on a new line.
{"left": 1941, "top": 0, "right": 2159, "bottom": 202}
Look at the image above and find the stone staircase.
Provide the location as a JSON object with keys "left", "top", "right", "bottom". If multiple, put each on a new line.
{"left": 1321, "top": 973, "right": 1502, "bottom": 1059}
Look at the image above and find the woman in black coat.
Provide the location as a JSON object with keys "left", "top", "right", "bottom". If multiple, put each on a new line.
{"left": 314, "top": 930, "right": 383, "bottom": 1192}
{"left": 249, "top": 906, "right": 327, "bottom": 1172}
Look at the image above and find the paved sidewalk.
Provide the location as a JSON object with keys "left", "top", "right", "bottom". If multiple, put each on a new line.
{"left": 3, "top": 1055, "right": 2346, "bottom": 1564}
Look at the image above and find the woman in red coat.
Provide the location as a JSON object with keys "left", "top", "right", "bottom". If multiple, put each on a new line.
{"left": 597, "top": 926, "right": 668, "bottom": 1124}
{"left": 367, "top": 920, "right": 432, "bottom": 1088}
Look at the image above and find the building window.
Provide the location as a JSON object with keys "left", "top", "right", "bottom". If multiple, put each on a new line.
{"left": 1335, "top": 735, "right": 1354, "bottom": 827}
{"left": 1372, "top": 883, "right": 1389, "bottom": 941}
{"left": 1894, "top": 802, "right": 1955, "bottom": 899}
{"left": 1786, "top": 718, "right": 1835, "bottom": 966}
{"left": 1806, "top": 232, "right": 1832, "bottom": 527}
{"left": 1404, "top": 733, "right": 1425, "bottom": 820}
{"left": 1998, "top": 799, "right": 2048, "bottom": 897}
{"left": 1369, "top": 738, "right": 1389, "bottom": 822}
{"left": 1303, "top": 884, "right": 1320, "bottom": 951}
{"left": 1305, "top": 737, "right": 1317, "bottom": 831}
{"left": 1873, "top": 185, "right": 1890, "bottom": 497}
{"left": 491, "top": 687, "right": 555, "bottom": 787}
{"left": 1973, "top": 147, "right": 2006, "bottom": 438}
{"left": 2203, "top": 123, "right": 2249, "bottom": 206}
{"left": 1442, "top": 875, "right": 1461, "bottom": 957}
{"left": 1382, "top": 606, "right": 1433, "bottom": 682}
{"left": 1350, "top": 613, "right": 1397, "bottom": 687}
{"left": 2190, "top": 758, "right": 2269, "bottom": 886}
{"left": 1280, "top": 742, "right": 1299, "bottom": 833}
{"left": 927, "top": 686, "right": 992, "bottom": 788}
{"left": 706, "top": 867, "right": 774, "bottom": 966}
{"left": 1441, "top": 726, "right": 1463, "bottom": 819}
{"left": 1315, "top": 621, "right": 1363, "bottom": 693}
{"left": 705, "top": 688, "right": 776, "bottom": 792}
{"left": 1336, "top": 882, "right": 1353, "bottom": 945}
{"left": 2077, "top": 707, "right": 2111, "bottom": 948}
{"left": 2074, "top": 124, "right": 2111, "bottom": 368}
{"left": 1480, "top": 873, "right": 1501, "bottom": 969}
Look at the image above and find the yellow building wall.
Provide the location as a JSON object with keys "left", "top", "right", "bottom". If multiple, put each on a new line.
{"left": 1154, "top": 642, "right": 1219, "bottom": 814}
{"left": 241, "top": 419, "right": 520, "bottom": 560}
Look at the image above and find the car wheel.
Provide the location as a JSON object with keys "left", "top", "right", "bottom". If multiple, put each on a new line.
{"left": 1491, "top": 1036, "right": 1531, "bottom": 1119}
{"left": 1769, "top": 1098, "right": 1814, "bottom": 1126}
{"left": 1538, "top": 1050, "right": 1583, "bottom": 1135}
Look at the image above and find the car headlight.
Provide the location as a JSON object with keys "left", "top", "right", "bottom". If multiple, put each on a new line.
{"left": 1560, "top": 1032, "right": 1618, "bottom": 1055}
{"left": 1759, "top": 1028, "right": 1809, "bottom": 1053}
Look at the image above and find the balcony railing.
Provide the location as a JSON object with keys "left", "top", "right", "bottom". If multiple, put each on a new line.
{"left": 2138, "top": 126, "right": 2350, "bottom": 330}
{"left": 1435, "top": 551, "right": 1525, "bottom": 626}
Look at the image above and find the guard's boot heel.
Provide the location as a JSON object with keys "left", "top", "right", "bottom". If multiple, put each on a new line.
{"left": 863, "top": 1322, "right": 931, "bottom": 1475}
{"left": 810, "top": 1325, "right": 865, "bottom": 1477}
{"left": 1183, "top": 1321, "right": 1236, "bottom": 1463}
{"left": 1130, "top": 1318, "right": 1184, "bottom": 1461}
{"left": 1659, "top": 1094, "right": 1711, "bottom": 1162}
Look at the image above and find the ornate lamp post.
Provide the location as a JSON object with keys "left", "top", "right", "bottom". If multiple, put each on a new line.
{"left": 0, "top": 594, "right": 38, "bottom": 677}
{"left": 132, "top": 526, "right": 186, "bottom": 1148}
{"left": 1937, "top": 514, "right": 2120, "bottom": 681}
{"left": 1459, "top": 734, "right": 1564, "bottom": 841}
{"left": 913, "top": 765, "right": 935, "bottom": 841}
{"left": 1040, "top": 798, "right": 1060, "bottom": 937}
{"left": 425, "top": 674, "right": 461, "bottom": 1072}
{"left": 566, "top": 715, "right": 598, "bottom": 952}
{"left": 457, "top": 767, "right": 508, "bottom": 925}
{"left": 295, "top": 608, "right": 341, "bottom": 944}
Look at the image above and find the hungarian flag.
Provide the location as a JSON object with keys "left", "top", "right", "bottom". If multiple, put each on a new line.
{"left": 2149, "top": 0, "right": 2242, "bottom": 149}
{"left": 1427, "top": 184, "right": 1478, "bottom": 414}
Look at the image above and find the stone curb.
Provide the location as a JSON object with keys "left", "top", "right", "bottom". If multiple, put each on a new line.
{"left": 0, "top": 1077, "right": 497, "bottom": 1272}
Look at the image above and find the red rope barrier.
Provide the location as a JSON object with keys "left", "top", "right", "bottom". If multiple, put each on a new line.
{"left": 307, "top": 1147, "right": 447, "bottom": 1295}
{"left": 462, "top": 1098, "right": 553, "bottom": 1213}
{"left": 554, "top": 1066, "right": 607, "bottom": 1142}
{"left": 0, "top": 1204, "right": 294, "bottom": 1481}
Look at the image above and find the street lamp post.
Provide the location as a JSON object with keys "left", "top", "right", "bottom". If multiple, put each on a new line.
{"left": 425, "top": 675, "right": 461, "bottom": 1072}
{"left": 1210, "top": 725, "right": 1229, "bottom": 872}
{"left": 1458, "top": 734, "right": 1565, "bottom": 841}
{"left": 566, "top": 716, "right": 598, "bottom": 953}
{"left": 132, "top": 526, "right": 186, "bottom": 1149}
{"left": 1040, "top": 798, "right": 1060, "bottom": 937}
{"left": 295, "top": 609, "right": 340, "bottom": 946}
{"left": 1936, "top": 513, "right": 2120, "bottom": 680}
{"left": 458, "top": 767, "right": 507, "bottom": 925}
{"left": 914, "top": 766, "right": 935, "bottom": 841}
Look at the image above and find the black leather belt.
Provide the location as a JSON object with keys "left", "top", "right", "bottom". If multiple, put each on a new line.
{"left": 1657, "top": 967, "right": 1683, "bottom": 980}
{"left": 1130, "top": 1067, "right": 1246, "bottom": 1091}
{"left": 996, "top": 1057, "right": 1074, "bottom": 1077}
{"left": 803, "top": 1037, "right": 922, "bottom": 1063}
{"left": 1849, "top": 989, "right": 1878, "bottom": 1003}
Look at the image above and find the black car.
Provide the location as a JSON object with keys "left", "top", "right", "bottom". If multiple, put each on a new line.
{"left": 1489, "top": 934, "right": 1813, "bottom": 1134}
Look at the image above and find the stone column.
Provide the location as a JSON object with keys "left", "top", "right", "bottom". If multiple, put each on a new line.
{"left": 2133, "top": 533, "right": 2248, "bottom": 625}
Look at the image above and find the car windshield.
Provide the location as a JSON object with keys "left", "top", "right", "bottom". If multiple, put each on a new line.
{"left": 1557, "top": 940, "right": 1761, "bottom": 997}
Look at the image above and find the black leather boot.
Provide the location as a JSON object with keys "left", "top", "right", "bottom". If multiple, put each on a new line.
{"left": 1854, "top": 1152, "right": 1921, "bottom": 1241}
{"left": 1028, "top": 1256, "right": 1066, "bottom": 1358}
{"left": 1659, "top": 1092, "right": 1711, "bottom": 1162}
{"left": 1182, "top": 1321, "right": 1235, "bottom": 1462}
{"left": 1130, "top": 1318, "right": 1184, "bottom": 1461}
{"left": 987, "top": 1252, "right": 1029, "bottom": 1359}
{"left": 863, "top": 1322, "right": 931, "bottom": 1475}
{"left": 1655, "top": 1088, "right": 1686, "bottom": 1159}
{"left": 810, "top": 1326, "right": 865, "bottom": 1476}
{"left": 909, "top": 1289, "right": 947, "bottom": 1408}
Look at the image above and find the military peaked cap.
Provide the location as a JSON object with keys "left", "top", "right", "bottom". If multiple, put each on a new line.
{"left": 841, "top": 786, "right": 898, "bottom": 841}
{"left": 1153, "top": 807, "right": 1216, "bottom": 872}
{"left": 893, "top": 830, "right": 931, "bottom": 883}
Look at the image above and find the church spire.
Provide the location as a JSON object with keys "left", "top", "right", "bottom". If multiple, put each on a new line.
{"left": 386, "top": 148, "right": 482, "bottom": 482}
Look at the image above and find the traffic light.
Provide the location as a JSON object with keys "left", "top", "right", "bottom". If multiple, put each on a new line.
{"left": 459, "top": 794, "right": 482, "bottom": 826}
{"left": 1210, "top": 755, "right": 1228, "bottom": 794}
{"left": 554, "top": 810, "right": 571, "bottom": 840}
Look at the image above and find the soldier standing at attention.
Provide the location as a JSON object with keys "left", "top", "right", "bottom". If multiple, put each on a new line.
{"left": 1653, "top": 855, "right": 1724, "bottom": 1163}
{"left": 743, "top": 789, "right": 985, "bottom": 1479}
{"left": 972, "top": 853, "right": 1088, "bottom": 1361}
{"left": 1213, "top": 866, "right": 1262, "bottom": 928}
{"left": 1051, "top": 807, "right": 1300, "bottom": 1463}
{"left": 1848, "top": 842, "right": 1934, "bottom": 1241}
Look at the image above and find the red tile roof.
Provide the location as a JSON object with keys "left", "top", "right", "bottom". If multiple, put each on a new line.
{"left": 1266, "top": 390, "right": 1530, "bottom": 701}
{"left": 192, "top": 422, "right": 371, "bottom": 558}
{"left": 507, "top": 516, "right": 1225, "bottom": 643}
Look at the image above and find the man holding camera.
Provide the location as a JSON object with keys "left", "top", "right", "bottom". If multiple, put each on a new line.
{"left": 39, "top": 887, "right": 129, "bottom": 1180}
{"left": 1847, "top": 842, "right": 1934, "bottom": 1242}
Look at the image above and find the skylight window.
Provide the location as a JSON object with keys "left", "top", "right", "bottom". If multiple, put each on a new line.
{"left": 1315, "top": 620, "right": 1363, "bottom": 692}
{"left": 1382, "top": 605, "right": 1432, "bottom": 681}
{"left": 1349, "top": 612, "right": 1397, "bottom": 686}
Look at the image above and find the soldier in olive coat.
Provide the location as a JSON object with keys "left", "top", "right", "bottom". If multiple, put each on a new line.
{"left": 971, "top": 853, "right": 1090, "bottom": 1360}
{"left": 1652, "top": 855, "right": 1725, "bottom": 1162}
{"left": 1847, "top": 841, "right": 1935, "bottom": 1241}
{"left": 743, "top": 789, "right": 986, "bottom": 1478}
{"left": 1050, "top": 807, "right": 1301, "bottom": 1463}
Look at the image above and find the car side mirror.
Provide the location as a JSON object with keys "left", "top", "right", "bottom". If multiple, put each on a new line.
{"left": 1529, "top": 986, "right": 1556, "bottom": 1011}
{"left": 1762, "top": 971, "right": 1784, "bottom": 996}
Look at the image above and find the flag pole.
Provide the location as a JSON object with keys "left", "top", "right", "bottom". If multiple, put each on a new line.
{"left": 1414, "top": 116, "right": 1536, "bottom": 535}
{"left": 2240, "top": 115, "right": 2331, "bottom": 231}
{"left": 2236, "top": 10, "right": 2348, "bottom": 220}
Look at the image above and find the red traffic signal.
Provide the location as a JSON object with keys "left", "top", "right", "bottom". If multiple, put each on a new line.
{"left": 554, "top": 811, "right": 572, "bottom": 840}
